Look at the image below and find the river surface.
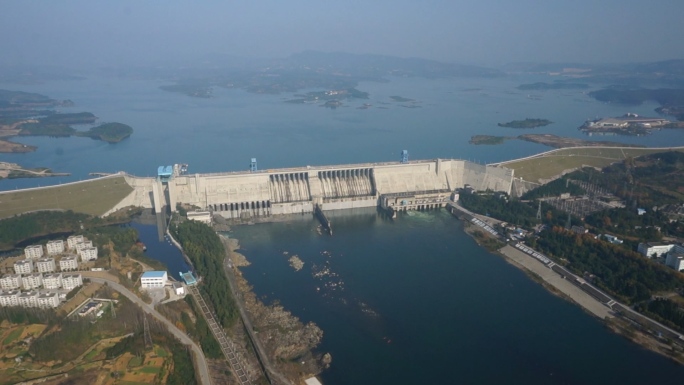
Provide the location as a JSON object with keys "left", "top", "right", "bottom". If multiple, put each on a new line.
{"left": 230, "top": 210, "right": 684, "bottom": 385}
{"left": 2, "top": 74, "right": 684, "bottom": 383}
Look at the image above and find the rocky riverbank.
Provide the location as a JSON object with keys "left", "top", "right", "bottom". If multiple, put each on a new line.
{"left": 222, "top": 234, "right": 330, "bottom": 382}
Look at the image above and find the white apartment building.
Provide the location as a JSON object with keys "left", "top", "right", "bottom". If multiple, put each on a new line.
{"left": 37, "top": 292, "right": 60, "bottom": 308}
{"left": 36, "top": 258, "right": 56, "bottom": 273}
{"left": 14, "top": 259, "right": 33, "bottom": 275}
{"left": 0, "top": 274, "right": 22, "bottom": 290}
{"left": 79, "top": 247, "right": 98, "bottom": 262}
{"left": 21, "top": 273, "right": 43, "bottom": 290}
{"left": 67, "top": 235, "right": 85, "bottom": 250}
{"left": 59, "top": 256, "right": 79, "bottom": 271}
{"left": 62, "top": 274, "right": 83, "bottom": 291}
{"left": 18, "top": 291, "right": 39, "bottom": 308}
{"left": 74, "top": 240, "right": 93, "bottom": 253}
{"left": 24, "top": 245, "right": 44, "bottom": 259}
{"left": 0, "top": 290, "right": 19, "bottom": 307}
{"left": 46, "top": 240, "right": 65, "bottom": 255}
{"left": 140, "top": 271, "right": 168, "bottom": 288}
{"left": 43, "top": 273, "right": 63, "bottom": 290}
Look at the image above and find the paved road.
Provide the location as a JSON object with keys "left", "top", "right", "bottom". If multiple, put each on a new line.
{"left": 84, "top": 276, "right": 212, "bottom": 385}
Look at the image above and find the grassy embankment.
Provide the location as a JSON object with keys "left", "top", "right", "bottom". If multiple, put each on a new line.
{"left": 0, "top": 176, "right": 133, "bottom": 219}
{"left": 499, "top": 147, "right": 684, "bottom": 183}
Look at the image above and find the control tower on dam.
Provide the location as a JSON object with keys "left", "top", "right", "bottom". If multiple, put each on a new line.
{"left": 111, "top": 159, "right": 515, "bottom": 219}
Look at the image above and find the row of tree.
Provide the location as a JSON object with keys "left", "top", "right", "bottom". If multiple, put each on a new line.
{"left": 171, "top": 220, "right": 239, "bottom": 329}
{"left": 528, "top": 227, "right": 684, "bottom": 303}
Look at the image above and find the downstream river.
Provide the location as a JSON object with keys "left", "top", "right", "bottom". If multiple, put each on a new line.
{"left": 3, "top": 74, "right": 684, "bottom": 384}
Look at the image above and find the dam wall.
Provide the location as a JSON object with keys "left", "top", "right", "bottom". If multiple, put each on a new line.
{"left": 102, "top": 159, "right": 515, "bottom": 219}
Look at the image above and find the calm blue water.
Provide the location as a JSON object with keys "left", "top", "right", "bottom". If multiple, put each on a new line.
{"left": 1, "top": 74, "right": 682, "bottom": 190}
{"left": 129, "top": 222, "right": 190, "bottom": 280}
{"left": 231, "top": 210, "right": 684, "bottom": 385}
{"left": 2, "top": 75, "right": 684, "bottom": 383}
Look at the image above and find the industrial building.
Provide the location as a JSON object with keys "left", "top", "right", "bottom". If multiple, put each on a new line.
{"left": 24, "top": 245, "right": 44, "bottom": 259}
{"left": 67, "top": 235, "right": 85, "bottom": 250}
{"left": 59, "top": 256, "right": 79, "bottom": 271}
{"left": 46, "top": 240, "right": 65, "bottom": 255}
{"left": 140, "top": 271, "right": 168, "bottom": 288}
{"left": 62, "top": 274, "right": 83, "bottom": 291}
{"left": 43, "top": 273, "right": 63, "bottom": 290}
{"left": 14, "top": 259, "right": 33, "bottom": 275}
{"left": 78, "top": 247, "right": 98, "bottom": 262}
{"left": 0, "top": 274, "right": 22, "bottom": 290}
{"left": 36, "top": 258, "right": 56, "bottom": 273}
{"left": 21, "top": 273, "right": 43, "bottom": 290}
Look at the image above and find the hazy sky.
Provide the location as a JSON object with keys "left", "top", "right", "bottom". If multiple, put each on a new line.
{"left": 1, "top": 0, "right": 683, "bottom": 67}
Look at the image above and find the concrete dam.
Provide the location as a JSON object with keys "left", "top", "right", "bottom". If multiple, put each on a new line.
{"left": 105, "top": 159, "right": 515, "bottom": 219}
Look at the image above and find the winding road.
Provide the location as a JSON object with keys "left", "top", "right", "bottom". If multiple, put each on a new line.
{"left": 84, "top": 276, "right": 213, "bottom": 385}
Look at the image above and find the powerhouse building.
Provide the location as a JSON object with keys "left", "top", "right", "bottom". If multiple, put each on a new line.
{"left": 140, "top": 271, "right": 168, "bottom": 288}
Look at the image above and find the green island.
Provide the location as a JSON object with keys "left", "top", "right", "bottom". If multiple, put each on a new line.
{"left": 517, "top": 82, "right": 588, "bottom": 90}
{"left": 390, "top": 95, "right": 414, "bottom": 102}
{"left": 0, "top": 89, "right": 134, "bottom": 160}
{"left": 498, "top": 118, "right": 553, "bottom": 128}
{"left": 469, "top": 135, "right": 512, "bottom": 145}
{"left": 285, "top": 88, "right": 369, "bottom": 105}
{"left": 159, "top": 84, "right": 213, "bottom": 98}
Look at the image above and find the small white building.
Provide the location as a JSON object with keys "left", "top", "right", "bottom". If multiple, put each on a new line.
{"left": 638, "top": 242, "right": 676, "bottom": 258}
{"left": 46, "top": 240, "right": 65, "bottom": 255}
{"left": 43, "top": 273, "right": 63, "bottom": 290}
{"left": 0, "top": 290, "right": 20, "bottom": 307}
{"left": 24, "top": 245, "right": 44, "bottom": 259}
{"left": 14, "top": 259, "right": 33, "bottom": 275}
{"left": 173, "top": 282, "right": 185, "bottom": 296}
{"left": 18, "top": 291, "right": 39, "bottom": 308}
{"left": 0, "top": 274, "right": 22, "bottom": 290}
{"left": 36, "top": 258, "right": 56, "bottom": 273}
{"left": 59, "top": 255, "right": 79, "bottom": 271}
{"left": 79, "top": 247, "right": 98, "bottom": 262}
{"left": 67, "top": 235, "right": 85, "bottom": 250}
{"left": 62, "top": 274, "right": 83, "bottom": 291}
{"left": 187, "top": 210, "right": 212, "bottom": 224}
{"left": 140, "top": 271, "right": 168, "bottom": 289}
{"left": 37, "top": 292, "right": 60, "bottom": 308}
{"left": 21, "top": 273, "right": 43, "bottom": 290}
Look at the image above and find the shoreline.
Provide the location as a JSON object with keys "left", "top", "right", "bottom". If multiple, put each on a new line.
{"left": 458, "top": 215, "right": 684, "bottom": 365}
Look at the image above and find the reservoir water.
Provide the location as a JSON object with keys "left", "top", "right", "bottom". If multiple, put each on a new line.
{"left": 2, "top": 74, "right": 684, "bottom": 383}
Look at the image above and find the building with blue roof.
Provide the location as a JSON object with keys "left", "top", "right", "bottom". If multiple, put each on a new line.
{"left": 140, "top": 271, "right": 168, "bottom": 288}
{"left": 157, "top": 165, "right": 173, "bottom": 182}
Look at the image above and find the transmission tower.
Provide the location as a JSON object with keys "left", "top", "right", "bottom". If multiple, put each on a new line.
{"left": 143, "top": 314, "right": 153, "bottom": 349}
